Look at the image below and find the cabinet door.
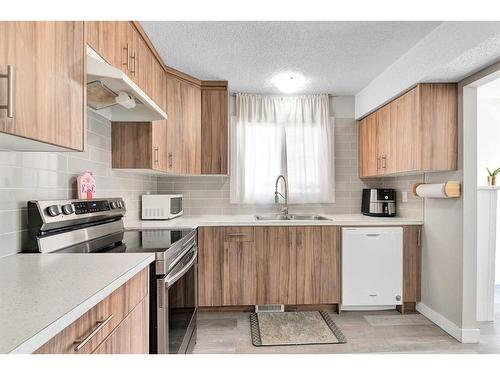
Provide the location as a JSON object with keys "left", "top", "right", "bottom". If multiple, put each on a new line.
{"left": 166, "top": 75, "right": 201, "bottom": 174}
{"left": 255, "top": 227, "right": 296, "bottom": 305}
{"left": 296, "top": 226, "right": 340, "bottom": 304}
{"left": 376, "top": 104, "right": 393, "bottom": 175}
{"left": 201, "top": 88, "right": 229, "bottom": 174}
{"left": 222, "top": 232, "right": 257, "bottom": 306}
{"left": 114, "top": 21, "right": 134, "bottom": 75}
{"left": 152, "top": 121, "right": 168, "bottom": 172}
{"left": 392, "top": 88, "right": 419, "bottom": 174}
{"left": 92, "top": 297, "right": 149, "bottom": 354}
{"left": 0, "top": 22, "right": 84, "bottom": 150}
{"left": 402, "top": 226, "right": 421, "bottom": 303}
{"left": 150, "top": 58, "right": 167, "bottom": 112}
{"left": 358, "top": 113, "right": 378, "bottom": 177}
{"left": 131, "top": 30, "right": 153, "bottom": 96}
{"left": 197, "top": 227, "right": 224, "bottom": 307}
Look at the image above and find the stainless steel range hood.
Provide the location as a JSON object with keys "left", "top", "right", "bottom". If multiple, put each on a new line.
{"left": 86, "top": 46, "right": 167, "bottom": 122}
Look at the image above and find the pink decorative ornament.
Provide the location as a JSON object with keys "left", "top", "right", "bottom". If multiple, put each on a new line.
{"left": 77, "top": 171, "right": 96, "bottom": 199}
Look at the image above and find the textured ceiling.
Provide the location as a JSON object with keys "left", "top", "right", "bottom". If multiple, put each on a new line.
{"left": 141, "top": 21, "right": 441, "bottom": 95}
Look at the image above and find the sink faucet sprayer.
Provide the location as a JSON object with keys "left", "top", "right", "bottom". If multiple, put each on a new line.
{"left": 274, "top": 175, "right": 289, "bottom": 215}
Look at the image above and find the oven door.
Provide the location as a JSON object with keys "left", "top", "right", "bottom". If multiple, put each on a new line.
{"left": 157, "top": 246, "right": 197, "bottom": 354}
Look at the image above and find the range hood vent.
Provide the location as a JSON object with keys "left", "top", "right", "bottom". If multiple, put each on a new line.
{"left": 86, "top": 46, "right": 167, "bottom": 122}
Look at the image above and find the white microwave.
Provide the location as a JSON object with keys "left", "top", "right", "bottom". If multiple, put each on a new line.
{"left": 141, "top": 194, "right": 183, "bottom": 220}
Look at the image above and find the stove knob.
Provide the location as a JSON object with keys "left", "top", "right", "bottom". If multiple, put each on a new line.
{"left": 110, "top": 201, "right": 118, "bottom": 209}
{"left": 61, "top": 204, "right": 74, "bottom": 215}
{"left": 46, "top": 205, "right": 61, "bottom": 217}
{"left": 118, "top": 201, "right": 124, "bottom": 208}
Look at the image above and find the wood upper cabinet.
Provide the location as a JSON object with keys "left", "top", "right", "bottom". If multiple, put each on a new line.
{"left": 84, "top": 21, "right": 165, "bottom": 111}
{"left": 255, "top": 227, "right": 297, "bottom": 305}
{"left": 111, "top": 121, "right": 168, "bottom": 173}
{"left": 358, "top": 83, "right": 457, "bottom": 177}
{"left": 201, "top": 84, "right": 229, "bottom": 175}
{"left": 0, "top": 21, "right": 85, "bottom": 151}
{"left": 296, "top": 226, "right": 340, "bottom": 305}
{"left": 166, "top": 74, "right": 202, "bottom": 174}
{"left": 35, "top": 268, "right": 149, "bottom": 354}
{"left": 358, "top": 114, "right": 378, "bottom": 177}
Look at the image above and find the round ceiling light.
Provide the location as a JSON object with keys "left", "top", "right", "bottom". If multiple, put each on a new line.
{"left": 271, "top": 71, "right": 307, "bottom": 94}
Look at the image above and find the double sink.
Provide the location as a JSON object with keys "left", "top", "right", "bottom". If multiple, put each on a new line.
{"left": 254, "top": 214, "right": 331, "bottom": 221}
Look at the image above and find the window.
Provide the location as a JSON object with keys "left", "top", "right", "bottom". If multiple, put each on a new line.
{"left": 230, "top": 94, "right": 334, "bottom": 204}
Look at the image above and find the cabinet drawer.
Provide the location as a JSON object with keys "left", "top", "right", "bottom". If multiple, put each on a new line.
{"left": 35, "top": 268, "right": 149, "bottom": 354}
{"left": 224, "top": 227, "right": 254, "bottom": 242}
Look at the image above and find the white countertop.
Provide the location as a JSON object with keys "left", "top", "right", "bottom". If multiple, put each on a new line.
{"left": 124, "top": 214, "right": 423, "bottom": 230}
{"left": 0, "top": 253, "right": 155, "bottom": 354}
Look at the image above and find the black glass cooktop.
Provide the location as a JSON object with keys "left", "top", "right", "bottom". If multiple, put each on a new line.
{"left": 55, "top": 229, "right": 193, "bottom": 254}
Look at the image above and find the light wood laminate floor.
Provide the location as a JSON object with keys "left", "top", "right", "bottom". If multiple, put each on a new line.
{"left": 193, "top": 307, "right": 500, "bottom": 354}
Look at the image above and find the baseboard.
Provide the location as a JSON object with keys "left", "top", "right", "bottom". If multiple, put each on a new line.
{"left": 416, "top": 302, "right": 480, "bottom": 343}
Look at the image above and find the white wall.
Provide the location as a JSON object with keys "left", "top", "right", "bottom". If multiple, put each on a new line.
{"left": 477, "top": 95, "right": 500, "bottom": 185}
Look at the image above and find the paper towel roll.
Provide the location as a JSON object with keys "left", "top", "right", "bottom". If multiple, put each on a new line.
{"left": 415, "top": 183, "right": 447, "bottom": 198}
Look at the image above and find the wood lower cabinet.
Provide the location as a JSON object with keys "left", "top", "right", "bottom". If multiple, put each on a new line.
{"left": 222, "top": 228, "right": 257, "bottom": 305}
{"left": 296, "top": 226, "right": 340, "bottom": 305}
{"left": 400, "top": 225, "right": 422, "bottom": 313}
{"left": 35, "top": 267, "right": 149, "bottom": 354}
{"left": 255, "top": 227, "right": 297, "bottom": 305}
{"left": 198, "top": 225, "right": 421, "bottom": 312}
{"left": 198, "top": 227, "right": 224, "bottom": 306}
{"left": 197, "top": 226, "right": 340, "bottom": 307}
{"left": 358, "top": 83, "right": 457, "bottom": 177}
{"left": 93, "top": 297, "right": 149, "bottom": 354}
{"left": 0, "top": 21, "right": 85, "bottom": 151}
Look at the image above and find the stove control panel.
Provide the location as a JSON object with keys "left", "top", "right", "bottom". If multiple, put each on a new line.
{"left": 73, "top": 200, "right": 111, "bottom": 215}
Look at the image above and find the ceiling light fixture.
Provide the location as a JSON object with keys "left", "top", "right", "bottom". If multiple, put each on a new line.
{"left": 271, "top": 71, "right": 307, "bottom": 94}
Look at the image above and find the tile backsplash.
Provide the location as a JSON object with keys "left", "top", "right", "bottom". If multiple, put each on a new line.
{"left": 0, "top": 110, "right": 156, "bottom": 257}
{"left": 0, "top": 97, "right": 424, "bottom": 257}
{"left": 157, "top": 100, "right": 424, "bottom": 218}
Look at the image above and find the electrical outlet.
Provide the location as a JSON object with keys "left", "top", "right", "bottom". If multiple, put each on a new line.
{"left": 402, "top": 191, "right": 408, "bottom": 203}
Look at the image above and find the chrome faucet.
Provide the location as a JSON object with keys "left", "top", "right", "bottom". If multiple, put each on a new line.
{"left": 274, "top": 175, "right": 288, "bottom": 215}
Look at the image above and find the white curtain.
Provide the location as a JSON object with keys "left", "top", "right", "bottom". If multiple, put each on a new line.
{"left": 230, "top": 93, "right": 334, "bottom": 204}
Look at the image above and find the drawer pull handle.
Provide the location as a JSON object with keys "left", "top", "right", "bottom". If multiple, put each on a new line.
{"left": 366, "top": 233, "right": 380, "bottom": 237}
{"left": 226, "top": 233, "right": 247, "bottom": 237}
{"left": 369, "top": 294, "right": 378, "bottom": 297}
{"left": 73, "top": 314, "right": 113, "bottom": 352}
{"left": 0, "top": 65, "right": 14, "bottom": 118}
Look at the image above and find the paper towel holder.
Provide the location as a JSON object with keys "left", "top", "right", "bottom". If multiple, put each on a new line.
{"left": 412, "top": 181, "right": 461, "bottom": 198}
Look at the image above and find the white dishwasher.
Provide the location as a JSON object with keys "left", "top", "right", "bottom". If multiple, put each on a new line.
{"left": 341, "top": 227, "right": 403, "bottom": 310}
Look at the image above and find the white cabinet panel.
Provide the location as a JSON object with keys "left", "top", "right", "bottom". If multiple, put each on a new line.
{"left": 342, "top": 227, "right": 403, "bottom": 309}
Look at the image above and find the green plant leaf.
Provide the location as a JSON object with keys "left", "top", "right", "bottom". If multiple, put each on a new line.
{"left": 487, "top": 167, "right": 493, "bottom": 176}
{"left": 493, "top": 167, "right": 500, "bottom": 176}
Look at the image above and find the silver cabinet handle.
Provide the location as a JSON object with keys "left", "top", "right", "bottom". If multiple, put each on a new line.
{"left": 382, "top": 155, "right": 387, "bottom": 169}
{"left": 366, "top": 233, "right": 380, "bottom": 237}
{"left": 376, "top": 156, "right": 381, "bottom": 171}
{"left": 129, "top": 52, "right": 136, "bottom": 76}
{"left": 123, "top": 43, "right": 130, "bottom": 70}
{"left": 0, "top": 65, "right": 14, "bottom": 118}
{"left": 73, "top": 314, "right": 113, "bottom": 352}
{"left": 226, "top": 233, "right": 247, "bottom": 237}
{"left": 154, "top": 146, "right": 159, "bottom": 165}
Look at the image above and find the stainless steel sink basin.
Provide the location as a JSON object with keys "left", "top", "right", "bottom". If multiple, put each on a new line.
{"left": 254, "top": 214, "right": 331, "bottom": 221}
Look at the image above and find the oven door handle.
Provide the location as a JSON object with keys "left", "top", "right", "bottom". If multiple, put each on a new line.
{"left": 165, "top": 247, "right": 197, "bottom": 288}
